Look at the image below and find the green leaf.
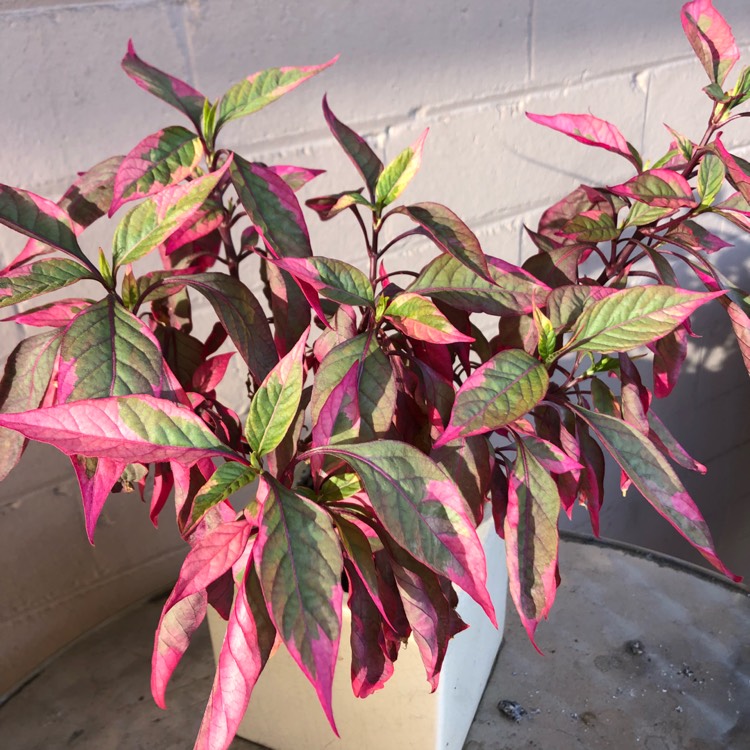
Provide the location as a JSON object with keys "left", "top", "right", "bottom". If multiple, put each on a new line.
{"left": 573, "top": 406, "right": 738, "bottom": 579}
{"left": 730, "top": 65, "right": 750, "bottom": 106}
{"left": 311, "top": 334, "right": 395, "bottom": 439}
{"left": 0, "top": 259, "right": 92, "bottom": 309}
{"left": 112, "top": 162, "right": 228, "bottom": 271}
{"left": 435, "top": 349, "right": 549, "bottom": 447}
{"left": 255, "top": 475, "right": 343, "bottom": 730}
{"left": 375, "top": 129, "right": 427, "bottom": 207}
{"left": 697, "top": 153, "right": 725, "bottom": 206}
{"left": 394, "top": 202, "right": 491, "bottom": 280}
{"left": 562, "top": 211, "right": 619, "bottom": 242}
{"left": 166, "top": 273, "right": 278, "bottom": 385}
{"left": 0, "top": 185, "right": 96, "bottom": 273}
{"left": 624, "top": 200, "right": 675, "bottom": 227}
{"left": 111, "top": 126, "right": 204, "bottom": 213}
{"left": 319, "top": 471, "right": 362, "bottom": 503}
{"left": 56, "top": 297, "right": 170, "bottom": 402}
{"left": 533, "top": 306, "right": 556, "bottom": 363}
{"left": 191, "top": 461, "right": 258, "bottom": 525}
{"left": 217, "top": 58, "right": 336, "bottom": 130}
{"left": 0, "top": 330, "right": 62, "bottom": 480}
{"left": 246, "top": 329, "right": 308, "bottom": 458}
{"left": 566, "top": 286, "right": 721, "bottom": 353}
{"left": 409, "top": 254, "right": 549, "bottom": 316}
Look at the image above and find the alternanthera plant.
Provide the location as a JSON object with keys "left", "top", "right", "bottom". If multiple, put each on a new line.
{"left": 0, "top": 1, "right": 746, "bottom": 748}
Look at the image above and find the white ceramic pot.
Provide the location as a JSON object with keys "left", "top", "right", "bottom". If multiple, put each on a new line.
{"left": 208, "top": 518, "right": 507, "bottom": 750}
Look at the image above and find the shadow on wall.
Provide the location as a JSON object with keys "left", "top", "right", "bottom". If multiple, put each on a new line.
{"left": 563, "top": 241, "right": 750, "bottom": 582}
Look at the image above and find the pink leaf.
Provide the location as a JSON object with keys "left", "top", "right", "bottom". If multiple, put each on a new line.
{"left": 681, "top": 0, "right": 739, "bottom": 85}
{"left": 194, "top": 563, "right": 275, "bottom": 750}
{"left": 192, "top": 352, "right": 234, "bottom": 394}
{"left": 267, "top": 164, "right": 325, "bottom": 192}
{"left": 2, "top": 298, "right": 91, "bottom": 328}
{"left": 71, "top": 456, "right": 128, "bottom": 544}
{"left": 162, "top": 520, "right": 252, "bottom": 619}
{"left": 526, "top": 112, "right": 637, "bottom": 166}
{"left": 151, "top": 591, "right": 208, "bottom": 709}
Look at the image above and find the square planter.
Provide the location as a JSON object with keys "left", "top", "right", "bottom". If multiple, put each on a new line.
{"left": 208, "top": 518, "right": 507, "bottom": 750}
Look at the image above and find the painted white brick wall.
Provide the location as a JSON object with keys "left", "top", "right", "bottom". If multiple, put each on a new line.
{"left": 1, "top": 0, "right": 749, "bottom": 692}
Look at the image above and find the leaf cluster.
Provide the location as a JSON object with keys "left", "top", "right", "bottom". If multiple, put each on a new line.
{"left": 0, "top": 3, "right": 748, "bottom": 748}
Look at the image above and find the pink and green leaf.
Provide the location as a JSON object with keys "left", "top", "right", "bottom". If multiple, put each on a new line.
{"left": 390, "top": 555, "right": 467, "bottom": 690}
{"left": 303, "top": 440, "right": 496, "bottom": 624}
{"left": 394, "top": 202, "right": 491, "bottom": 280}
{"left": 245, "top": 328, "right": 308, "bottom": 457}
{"left": 608, "top": 169, "right": 697, "bottom": 209}
{"left": 151, "top": 591, "right": 208, "bottom": 708}
{"left": 566, "top": 286, "right": 722, "bottom": 353}
{"left": 0, "top": 330, "right": 61, "bottom": 480}
{"left": 385, "top": 292, "right": 474, "bottom": 344}
{"left": 681, "top": 0, "right": 739, "bottom": 85}
{"left": 166, "top": 273, "right": 278, "bottom": 384}
{"left": 122, "top": 40, "right": 206, "bottom": 129}
{"left": 112, "top": 159, "right": 230, "bottom": 270}
{"left": 110, "top": 126, "right": 204, "bottom": 215}
{"left": 545, "top": 284, "right": 616, "bottom": 332}
{"left": 322, "top": 96, "right": 383, "bottom": 197}
{"left": 0, "top": 394, "right": 241, "bottom": 464}
{"left": 191, "top": 461, "right": 258, "bottom": 526}
{"left": 217, "top": 58, "right": 337, "bottom": 129}
{"left": 269, "top": 256, "right": 374, "bottom": 307}
{"left": 505, "top": 439, "right": 561, "bottom": 644}
{"left": 434, "top": 350, "right": 549, "bottom": 448}
{"left": 648, "top": 327, "right": 688, "bottom": 398}
{"left": 346, "top": 564, "right": 396, "bottom": 698}
{"left": 526, "top": 112, "right": 638, "bottom": 167}
{"left": 0, "top": 185, "right": 96, "bottom": 273}
{"left": 230, "top": 155, "right": 313, "bottom": 259}
{"left": 56, "top": 298, "right": 170, "bottom": 402}
{"left": 647, "top": 411, "right": 706, "bottom": 475}
{"left": 255, "top": 476, "right": 343, "bottom": 732}
{"left": 375, "top": 129, "right": 428, "bottom": 207}
{"left": 306, "top": 190, "right": 372, "bottom": 221}
{"left": 311, "top": 333, "right": 396, "bottom": 439}
{"left": 261, "top": 261, "right": 311, "bottom": 358}
{"left": 714, "top": 136, "right": 750, "bottom": 203}
{"left": 0, "top": 259, "right": 92, "bottom": 309}
{"left": 664, "top": 219, "right": 731, "bottom": 254}
{"left": 574, "top": 406, "right": 739, "bottom": 580}
{"left": 409, "top": 254, "right": 550, "bottom": 316}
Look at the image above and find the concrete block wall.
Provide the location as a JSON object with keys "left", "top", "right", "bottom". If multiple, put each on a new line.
{"left": 1, "top": 0, "right": 749, "bottom": 693}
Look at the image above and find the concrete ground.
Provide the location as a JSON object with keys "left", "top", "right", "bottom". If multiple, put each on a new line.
{"left": 1, "top": 536, "right": 748, "bottom": 749}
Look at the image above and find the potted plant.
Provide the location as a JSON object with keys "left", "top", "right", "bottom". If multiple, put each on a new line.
{"left": 0, "top": 0, "right": 747, "bottom": 748}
